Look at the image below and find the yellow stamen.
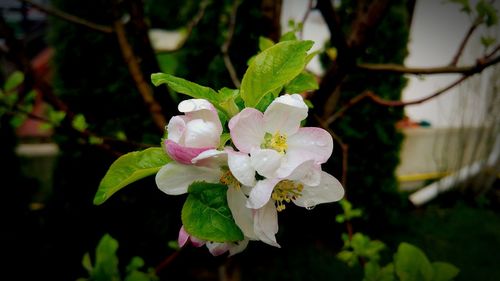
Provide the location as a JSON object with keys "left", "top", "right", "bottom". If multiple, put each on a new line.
{"left": 220, "top": 169, "right": 241, "bottom": 190}
{"left": 262, "top": 131, "right": 288, "bottom": 154}
{"left": 271, "top": 180, "right": 303, "bottom": 211}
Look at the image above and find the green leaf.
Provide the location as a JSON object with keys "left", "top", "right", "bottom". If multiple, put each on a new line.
{"left": 48, "top": 109, "right": 66, "bottom": 125}
{"left": 151, "top": 73, "right": 236, "bottom": 117}
{"left": 432, "top": 262, "right": 459, "bottom": 281}
{"left": 9, "top": 115, "right": 27, "bottom": 128}
{"left": 217, "top": 87, "right": 240, "bottom": 117}
{"left": 72, "top": 114, "right": 88, "bottom": 132}
{"left": 93, "top": 234, "right": 120, "bottom": 281}
{"left": 219, "top": 133, "right": 231, "bottom": 149}
{"left": 285, "top": 71, "right": 318, "bottom": 93}
{"left": 448, "top": 0, "right": 471, "bottom": 14}
{"left": 280, "top": 31, "right": 297, "bottom": 42}
{"left": 337, "top": 250, "right": 357, "bottom": 267}
{"left": 94, "top": 147, "right": 171, "bottom": 205}
{"left": 394, "top": 243, "right": 433, "bottom": 281}
{"left": 240, "top": 40, "right": 314, "bottom": 108}
{"left": 476, "top": 0, "right": 498, "bottom": 26}
{"left": 480, "top": 36, "right": 496, "bottom": 48}
{"left": 259, "top": 36, "right": 275, "bottom": 51}
{"left": 151, "top": 73, "right": 218, "bottom": 101}
{"left": 182, "top": 182, "right": 244, "bottom": 242}
{"left": 126, "top": 256, "right": 145, "bottom": 273}
{"left": 124, "top": 271, "right": 153, "bottom": 281}
{"left": 4, "top": 71, "right": 24, "bottom": 92}
{"left": 82, "top": 252, "right": 93, "bottom": 274}
{"left": 364, "top": 262, "right": 395, "bottom": 281}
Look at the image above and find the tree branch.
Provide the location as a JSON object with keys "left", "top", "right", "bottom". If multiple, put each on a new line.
{"left": 299, "top": 0, "right": 314, "bottom": 39}
{"left": 356, "top": 54, "right": 500, "bottom": 75}
{"left": 113, "top": 19, "right": 167, "bottom": 132}
{"left": 221, "top": 0, "right": 241, "bottom": 88}
{"left": 155, "top": 0, "right": 209, "bottom": 53}
{"left": 450, "top": 17, "right": 482, "bottom": 66}
{"left": 18, "top": 0, "right": 114, "bottom": 33}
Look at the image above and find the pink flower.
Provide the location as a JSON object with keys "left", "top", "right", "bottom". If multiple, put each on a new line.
{"left": 178, "top": 225, "right": 249, "bottom": 256}
{"left": 228, "top": 94, "right": 333, "bottom": 180}
{"left": 165, "top": 99, "right": 223, "bottom": 164}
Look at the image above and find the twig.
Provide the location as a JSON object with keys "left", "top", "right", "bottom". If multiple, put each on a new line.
{"left": 314, "top": 114, "right": 352, "bottom": 242}
{"left": 113, "top": 19, "right": 167, "bottom": 132}
{"left": 326, "top": 90, "right": 372, "bottom": 125}
{"left": 357, "top": 54, "right": 500, "bottom": 75}
{"left": 155, "top": 250, "right": 181, "bottom": 274}
{"left": 450, "top": 17, "right": 482, "bottom": 66}
{"left": 18, "top": 0, "right": 114, "bottom": 33}
{"left": 485, "top": 44, "right": 500, "bottom": 60}
{"left": 367, "top": 75, "right": 469, "bottom": 107}
{"left": 155, "top": 0, "right": 210, "bottom": 53}
{"left": 221, "top": 0, "right": 241, "bottom": 88}
{"left": 316, "top": 0, "right": 349, "bottom": 56}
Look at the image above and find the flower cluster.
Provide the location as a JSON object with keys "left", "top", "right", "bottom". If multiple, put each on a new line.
{"left": 155, "top": 94, "right": 344, "bottom": 256}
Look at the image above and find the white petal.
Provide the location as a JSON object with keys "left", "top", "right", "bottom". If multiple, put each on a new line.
{"left": 227, "top": 149, "right": 255, "bottom": 186}
{"left": 293, "top": 171, "right": 344, "bottom": 208}
{"left": 191, "top": 149, "right": 227, "bottom": 168}
{"left": 227, "top": 188, "right": 257, "bottom": 240}
{"left": 155, "top": 162, "right": 220, "bottom": 195}
{"left": 284, "top": 160, "right": 321, "bottom": 187}
{"left": 287, "top": 127, "right": 333, "bottom": 164}
{"left": 263, "top": 94, "right": 308, "bottom": 136}
{"left": 206, "top": 242, "right": 230, "bottom": 256}
{"left": 229, "top": 108, "right": 265, "bottom": 153}
{"left": 166, "top": 115, "right": 187, "bottom": 143}
{"left": 254, "top": 201, "right": 280, "bottom": 247}
{"left": 247, "top": 178, "right": 280, "bottom": 209}
{"left": 228, "top": 239, "right": 249, "bottom": 256}
{"left": 184, "top": 119, "right": 220, "bottom": 148}
{"left": 250, "top": 148, "right": 283, "bottom": 178}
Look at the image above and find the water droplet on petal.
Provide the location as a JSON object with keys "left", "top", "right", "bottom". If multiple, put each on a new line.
{"left": 304, "top": 199, "right": 316, "bottom": 210}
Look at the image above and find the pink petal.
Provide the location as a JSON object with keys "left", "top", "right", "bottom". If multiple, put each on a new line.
{"left": 247, "top": 178, "right": 280, "bottom": 209}
{"left": 253, "top": 201, "right": 280, "bottom": 247}
{"left": 190, "top": 236, "right": 206, "bottom": 247}
{"left": 178, "top": 226, "right": 190, "bottom": 247}
{"left": 229, "top": 108, "right": 265, "bottom": 153}
{"left": 166, "top": 115, "right": 187, "bottom": 143}
{"left": 287, "top": 127, "right": 333, "bottom": 164}
{"left": 178, "top": 99, "right": 222, "bottom": 135}
{"left": 165, "top": 139, "right": 212, "bottom": 165}
{"left": 263, "top": 94, "right": 308, "bottom": 136}
{"left": 293, "top": 171, "right": 345, "bottom": 208}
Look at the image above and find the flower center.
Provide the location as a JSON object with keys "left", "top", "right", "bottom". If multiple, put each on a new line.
{"left": 219, "top": 168, "right": 241, "bottom": 190}
{"left": 271, "top": 180, "right": 304, "bottom": 211}
{"left": 261, "top": 131, "right": 288, "bottom": 154}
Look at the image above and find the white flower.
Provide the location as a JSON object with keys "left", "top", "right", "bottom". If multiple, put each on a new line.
{"left": 228, "top": 94, "right": 333, "bottom": 179}
{"left": 164, "top": 99, "right": 223, "bottom": 164}
{"left": 250, "top": 160, "right": 345, "bottom": 246}
{"left": 155, "top": 148, "right": 258, "bottom": 241}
